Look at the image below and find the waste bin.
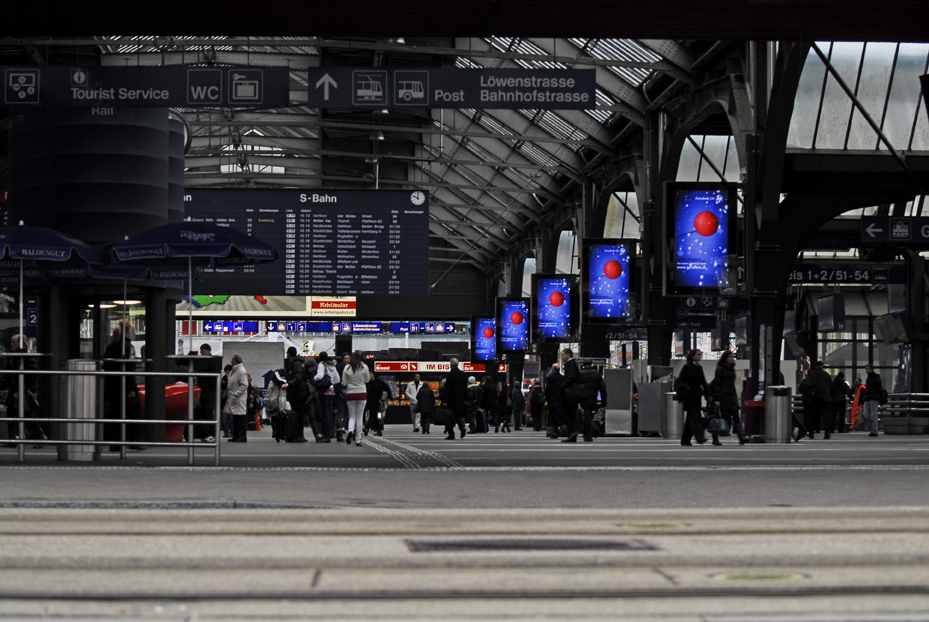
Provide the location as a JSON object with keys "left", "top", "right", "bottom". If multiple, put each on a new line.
{"left": 59, "top": 359, "right": 101, "bottom": 462}
{"left": 662, "top": 392, "right": 684, "bottom": 439}
{"left": 764, "top": 385, "right": 792, "bottom": 444}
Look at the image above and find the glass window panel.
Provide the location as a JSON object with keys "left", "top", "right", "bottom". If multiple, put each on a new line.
{"left": 724, "top": 136, "right": 741, "bottom": 181}
{"left": 788, "top": 47, "right": 829, "bottom": 149}
{"left": 697, "top": 135, "right": 730, "bottom": 181}
{"left": 847, "top": 43, "right": 897, "bottom": 150}
{"left": 603, "top": 192, "right": 641, "bottom": 238}
{"left": 675, "top": 139, "right": 702, "bottom": 181}
{"left": 816, "top": 42, "right": 864, "bottom": 149}
{"left": 555, "top": 230, "right": 578, "bottom": 274}
{"left": 521, "top": 257, "right": 536, "bottom": 297}
{"left": 883, "top": 43, "right": 929, "bottom": 149}
{"left": 912, "top": 95, "right": 929, "bottom": 150}
{"left": 872, "top": 341, "right": 901, "bottom": 370}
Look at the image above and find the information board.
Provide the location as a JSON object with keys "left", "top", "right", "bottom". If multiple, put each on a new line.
{"left": 184, "top": 189, "right": 429, "bottom": 296}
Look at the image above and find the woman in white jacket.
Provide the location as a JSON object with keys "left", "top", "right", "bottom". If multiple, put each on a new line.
{"left": 341, "top": 350, "right": 371, "bottom": 446}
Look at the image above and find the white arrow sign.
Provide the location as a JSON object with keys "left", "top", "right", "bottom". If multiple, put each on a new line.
{"left": 865, "top": 223, "right": 883, "bottom": 238}
{"left": 315, "top": 73, "right": 337, "bottom": 100}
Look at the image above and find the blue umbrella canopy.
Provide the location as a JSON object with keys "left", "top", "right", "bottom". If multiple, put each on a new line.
{"left": 0, "top": 222, "right": 107, "bottom": 341}
{"left": 0, "top": 224, "right": 105, "bottom": 266}
{"left": 108, "top": 220, "right": 278, "bottom": 352}
{"left": 109, "top": 221, "right": 277, "bottom": 263}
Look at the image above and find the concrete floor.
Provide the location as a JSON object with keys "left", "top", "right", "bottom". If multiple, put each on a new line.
{"left": 1, "top": 427, "right": 928, "bottom": 620}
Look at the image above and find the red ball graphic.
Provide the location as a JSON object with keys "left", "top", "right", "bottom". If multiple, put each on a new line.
{"left": 483, "top": 327, "right": 495, "bottom": 339}
{"left": 549, "top": 291, "right": 565, "bottom": 307}
{"left": 603, "top": 260, "right": 622, "bottom": 280}
{"left": 510, "top": 312, "right": 524, "bottom": 325}
{"left": 694, "top": 211, "right": 720, "bottom": 237}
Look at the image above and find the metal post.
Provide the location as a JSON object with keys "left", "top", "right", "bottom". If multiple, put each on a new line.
{"left": 215, "top": 373, "right": 222, "bottom": 466}
{"left": 17, "top": 356, "right": 25, "bottom": 463}
{"left": 188, "top": 371, "right": 195, "bottom": 466}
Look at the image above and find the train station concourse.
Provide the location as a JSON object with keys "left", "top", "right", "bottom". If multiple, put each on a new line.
{"left": 1, "top": 3, "right": 929, "bottom": 619}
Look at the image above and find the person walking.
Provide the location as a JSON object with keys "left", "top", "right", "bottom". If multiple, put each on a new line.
{"left": 559, "top": 348, "right": 581, "bottom": 440}
{"left": 225, "top": 354, "right": 249, "bottom": 442}
{"left": 831, "top": 372, "right": 852, "bottom": 433}
{"left": 808, "top": 361, "right": 833, "bottom": 439}
{"left": 862, "top": 364, "right": 884, "bottom": 437}
{"left": 405, "top": 373, "right": 423, "bottom": 432}
{"left": 443, "top": 358, "right": 469, "bottom": 440}
{"left": 193, "top": 343, "right": 220, "bottom": 444}
{"left": 341, "top": 350, "right": 371, "bottom": 446}
{"left": 674, "top": 348, "right": 710, "bottom": 446}
{"left": 545, "top": 363, "right": 564, "bottom": 438}
{"left": 510, "top": 382, "right": 526, "bottom": 431}
{"left": 466, "top": 376, "right": 485, "bottom": 433}
{"left": 480, "top": 376, "right": 498, "bottom": 434}
{"left": 562, "top": 364, "right": 606, "bottom": 442}
{"left": 220, "top": 364, "right": 232, "bottom": 437}
{"left": 285, "top": 347, "right": 318, "bottom": 442}
{"left": 314, "top": 352, "right": 340, "bottom": 440}
{"left": 302, "top": 357, "right": 324, "bottom": 442}
{"left": 416, "top": 381, "right": 437, "bottom": 434}
{"left": 528, "top": 380, "right": 545, "bottom": 431}
{"left": 364, "top": 372, "right": 392, "bottom": 436}
{"left": 850, "top": 377, "right": 864, "bottom": 430}
{"left": 709, "top": 350, "right": 747, "bottom": 445}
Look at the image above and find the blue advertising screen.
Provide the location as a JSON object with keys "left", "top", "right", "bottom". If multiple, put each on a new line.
{"left": 497, "top": 298, "right": 530, "bottom": 352}
{"left": 586, "top": 242, "right": 631, "bottom": 319}
{"left": 671, "top": 185, "right": 733, "bottom": 288}
{"left": 534, "top": 276, "right": 572, "bottom": 339}
{"left": 472, "top": 316, "right": 497, "bottom": 362}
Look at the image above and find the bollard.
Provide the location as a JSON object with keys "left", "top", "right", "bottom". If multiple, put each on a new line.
{"left": 764, "top": 385, "right": 792, "bottom": 444}
{"left": 662, "top": 392, "right": 684, "bottom": 440}
{"left": 60, "top": 359, "right": 101, "bottom": 462}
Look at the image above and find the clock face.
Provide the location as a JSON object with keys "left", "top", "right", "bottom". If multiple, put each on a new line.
{"left": 410, "top": 191, "right": 426, "bottom": 206}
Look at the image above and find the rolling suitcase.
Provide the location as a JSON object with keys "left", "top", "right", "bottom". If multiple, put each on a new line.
{"left": 283, "top": 410, "right": 305, "bottom": 443}
{"left": 271, "top": 411, "right": 286, "bottom": 442}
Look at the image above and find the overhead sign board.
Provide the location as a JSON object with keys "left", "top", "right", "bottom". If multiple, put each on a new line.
{"left": 374, "top": 361, "right": 507, "bottom": 373}
{"left": 861, "top": 216, "right": 929, "bottom": 247}
{"left": 307, "top": 68, "right": 595, "bottom": 110}
{"left": 2, "top": 66, "right": 291, "bottom": 108}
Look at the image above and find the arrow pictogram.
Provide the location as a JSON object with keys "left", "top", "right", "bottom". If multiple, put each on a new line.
{"left": 315, "top": 73, "right": 338, "bottom": 100}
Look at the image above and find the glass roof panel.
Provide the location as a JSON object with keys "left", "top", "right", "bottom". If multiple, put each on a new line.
{"left": 788, "top": 46, "right": 829, "bottom": 149}
{"left": 697, "top": 135, "right": 730, "bottom": 181}
{"left": 568, "top": 38, "right": 660, "bottom": 87}
{"left": 816, "top": 42, "right": 863, "bottom": 149}
{"left": 884, "top": 43, "right": 929, "bottom": 150}
{"left": 518, "top": 142, "right": 560, "bottom": 168}
{"left": 847, "top": 42, "right": 896, "bottom": 150}
{"left": 675, "top": 139, "right": 701, "bottom": 181}
{"left": 603, "top": 192, "right": 641, "bottom": 238}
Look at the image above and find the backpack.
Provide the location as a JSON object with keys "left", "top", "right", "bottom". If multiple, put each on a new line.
{"left": 286, "top": 361, "right": 308, "bottom": 404}
{"left": 315, "top": 368, "right": 332, "bottom": 391}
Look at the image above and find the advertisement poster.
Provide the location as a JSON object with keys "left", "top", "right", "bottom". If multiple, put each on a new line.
{"left": 672, "top": 186, "right": 731, "bottom": 288}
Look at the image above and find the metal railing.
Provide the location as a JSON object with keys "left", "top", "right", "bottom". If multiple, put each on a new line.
{"left": 881, "top": 393, "right": 929, "bottom": 417}
{"left": 0, "top": 366, "right": 222, "bottom": 466}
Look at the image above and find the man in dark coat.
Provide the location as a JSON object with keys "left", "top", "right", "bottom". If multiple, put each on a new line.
{"left": 545, "top": 363, "right": 564, "bottom": 437}
{"left": 193, "top": 343, "right": 221, "bottom": 443}
{"left": 562, "top": 364, "right": 606, "bottom": 442}
{"left": 364, "top": 372, "right": 392, "bottom": 436}
{"left": 808, "top": 361, "right": 833, "bottom": 439}
{"left": 675, "top": 349, "right": 710, "bottom": 446}
{"left": 443, "top": 358, "right": 469, "bottom": 439}
{"left": 559, "top": 349, "right": 581, "bottom": 439}
{"left": 480, "top": 376, "right": 498, "bottom": 432}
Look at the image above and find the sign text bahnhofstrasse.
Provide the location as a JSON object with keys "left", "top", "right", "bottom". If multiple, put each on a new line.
{"left": 3, "top": 66, "right": 291, "bottom": 108}
{"left": 308, "top": 68, "right": 596, "bottom": 110}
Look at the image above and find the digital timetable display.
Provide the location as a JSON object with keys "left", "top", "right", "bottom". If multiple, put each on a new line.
{"left": 184, "top": 189, "right": 430, "bottom": 296}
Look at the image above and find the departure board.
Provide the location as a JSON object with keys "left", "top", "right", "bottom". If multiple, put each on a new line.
{"left": 184, "top": 189, "right": 429, "bottom": 296}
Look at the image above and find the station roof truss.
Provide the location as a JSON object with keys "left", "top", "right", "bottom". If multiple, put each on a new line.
{"left": 1, "top": 34, "right": 928, "bottom": 278}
